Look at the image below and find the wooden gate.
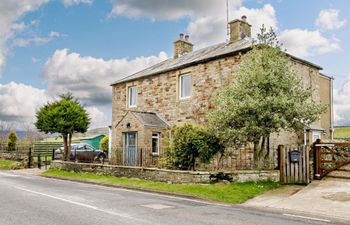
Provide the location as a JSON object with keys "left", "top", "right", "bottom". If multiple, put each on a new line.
{"left": 279, "top": 145, "right": 310, "bottom": 184}
{"left": 314, "top": 139, "right": 350, "bottom": 179}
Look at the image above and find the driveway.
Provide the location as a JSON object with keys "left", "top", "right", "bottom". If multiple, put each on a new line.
{"left": 0, "top": 170, "right": 342, "bottom": 225}
{"left": 244, "top": 178, "right": 350, "bottom": 222}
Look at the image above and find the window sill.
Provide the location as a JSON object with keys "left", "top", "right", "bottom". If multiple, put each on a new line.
{"left": 151, "top": 153, "right": 159, "bottom": 157}
{"left": 128, "top": 105, "right": 137, "bottom": 108}
{"left": 178, "top": 96, "right": 191, "bottom": 101}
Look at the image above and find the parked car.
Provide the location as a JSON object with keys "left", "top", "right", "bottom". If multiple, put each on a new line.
{"left": 54, "top": 143, "right": 106, "bottom": 163}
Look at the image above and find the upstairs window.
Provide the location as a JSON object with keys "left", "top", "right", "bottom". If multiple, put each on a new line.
{"left": 128, "top": 86, "right": 137, "bottom": 107}
{"left": 179, "top": 74, "right": 191, "bottom": 99}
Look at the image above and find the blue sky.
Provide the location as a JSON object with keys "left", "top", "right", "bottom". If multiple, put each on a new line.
{"left": 0, "top": 0, "right": 349, "bottom": 129}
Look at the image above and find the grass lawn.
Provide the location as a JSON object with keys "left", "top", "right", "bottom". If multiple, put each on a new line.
{"left": 334, "top": 126, "right": 350, "bottom": 139}
{"left": 42, "top": 169, "right": 279, "bottom": 204}
{"left": 0, "top": 159, "right": 19, "bottom": 170}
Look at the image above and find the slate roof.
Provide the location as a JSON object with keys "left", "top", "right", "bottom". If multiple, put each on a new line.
{"left": 131, "top": 111, "right": 169, "bottom": 128}
{"left": 111, "top": 39, "right": 323, "bottom": 85}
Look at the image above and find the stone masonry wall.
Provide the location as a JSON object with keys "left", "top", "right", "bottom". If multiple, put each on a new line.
{"left": 111, "top": 52, "right": 331, "bottom": 161}
{"left": 51, "top": 161, "right": 280, "bottom": 183}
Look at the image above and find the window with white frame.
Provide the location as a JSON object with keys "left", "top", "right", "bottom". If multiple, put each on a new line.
{"left": 152, "top": 133, "right": 160, "bottom": 155}
{"left": 312, "top": 131, "right": 321, "bottom": 143}
{"left": 128, "top": 86, "right": 137, "bottom": 107}
{"left": 179, "top": 74, "right": 191, "bottom": 99}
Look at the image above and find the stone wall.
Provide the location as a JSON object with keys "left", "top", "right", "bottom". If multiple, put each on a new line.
{"left": 0, "top": 152, "right": 27, "bottom": 161}
{"left": 51, "top": 161, "right": 280, "bottom": 184}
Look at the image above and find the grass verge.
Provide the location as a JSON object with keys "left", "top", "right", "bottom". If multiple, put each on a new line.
{"left": 0, "top": 159, "right": 19, "bottom": 170}
{"left": 42, "top": 169, "right": 279, "bottom": 204}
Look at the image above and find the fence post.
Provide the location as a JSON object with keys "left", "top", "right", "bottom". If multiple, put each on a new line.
{"left": 38, "top": 154, "right": 41, "bottom": 170}
{"left": 28, "top": 147, "right": 32, "bottom": 168}
{"left": 140, "top": 148, "right": 143, "bottom": 168}
{"left": 52, "top": 148, "right": 55, "bottom": 161}
{"left": 314, "top": 139, "right": 321, "bottom": 180}
{"left": 279, "top": 145, "right": 284, "bottom": 183}
{"left": 45, "top": 155, "right": 47, "bottom": 170}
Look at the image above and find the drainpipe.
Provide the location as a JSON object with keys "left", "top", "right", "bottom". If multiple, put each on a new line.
{"left": 108, "top": 125, "right": 112, "bottom": 159}
{"left": 303, "top": 129, "right": 307, "bottom": 146}
{"left": 330, "top": 77, "right": 334, "bottom": 141}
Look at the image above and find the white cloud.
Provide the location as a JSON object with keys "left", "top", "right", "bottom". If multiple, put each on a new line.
{"left": 86, "top": 106, "right": 108, "bottom": 129}
{"left": 334, "top": 73, "right": 350, "bottom": 126}
{"left": 0, "top": 82, "right": 50, "bottom": 124}
{"left": 62, "top": 0, "right": 93, "bottom": 7}
{"left": 279, "top": 29, "right": 340, "bottom": 58}
{"left": 109, "top": 1, "right": 276, "bottom": 49}
{"left": 0, "top": 81, "right": 110, "bottom": 130}
{"left": 12, "top": 31, "right": 61, "bottom": 47}
{"left": 42, "top": 48, "right": 168, "bottom": 106}
{"left": 188, "top": 4, "right": 277, "bottom": 48}
{"left": 0, "top": 0, "right": 48, "bottom": 73}
{"left": 109, "top": 0, "right": 241, "bottom": 20}
{"left": 315, "top": 9, "right": 346, "bottom": 30}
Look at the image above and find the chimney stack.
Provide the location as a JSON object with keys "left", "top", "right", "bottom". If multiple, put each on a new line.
{"left": 173, "top": 33, "right": 193, "bottom": 58}
{"left": 228, "top": 15, "right": 251, "bottom": 44}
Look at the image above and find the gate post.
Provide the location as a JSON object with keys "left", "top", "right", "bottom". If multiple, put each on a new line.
{"left": 314, "top": 139, "right": 321, "bottom": 180}
{"left": 28, "top": 147, "right": 32, "bottom": 168}
{"left": 279, "top": 145, "right": 284, "bottom": 183}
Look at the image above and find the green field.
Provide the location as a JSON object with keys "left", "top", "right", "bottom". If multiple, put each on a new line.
{"left": 43, "top": 169, "right": 279, "bottom": 204}
{"left": 334, "top": 126, "right": 350, "bottom": 139}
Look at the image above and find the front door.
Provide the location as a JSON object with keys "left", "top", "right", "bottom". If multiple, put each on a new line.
{"left": 124, "top": 132, "right": 137, "bottom": 166}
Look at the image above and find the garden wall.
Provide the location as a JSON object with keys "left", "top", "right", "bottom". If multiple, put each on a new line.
{"left": 0, "top": 152, "right": 27, "bottom": 161}
{"left": 51, "top": 161, "right": 279, "bottom": 184}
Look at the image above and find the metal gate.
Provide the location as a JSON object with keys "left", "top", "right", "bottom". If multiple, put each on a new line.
{"left": 314, "top": 139, "right": 350, "bottom": 179}
{"left": 279, "top": 145, "right": 311, "bottom": 184}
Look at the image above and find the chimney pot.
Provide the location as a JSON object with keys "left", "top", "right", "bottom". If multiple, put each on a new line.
{"left": 185, "top": 34, "right": 189, "bottom": 42}
{"left": 241, "top": 15, "right": 247, "bottom": 22}
{"left": 179, "top": 33, "right": 184, "bottom": 40}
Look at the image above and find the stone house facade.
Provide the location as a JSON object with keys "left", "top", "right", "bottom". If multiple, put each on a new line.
{"left": 110, "top": 16, "right": 334, "bottom": 166}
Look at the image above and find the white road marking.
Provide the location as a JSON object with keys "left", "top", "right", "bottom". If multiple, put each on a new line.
{"left": 0, "top": 172, "right": 19, "bottom": 177}
{"left": 283, "top": 213, "right": 331, "bottom": 222}
{"left": 14, "top": 186, "right": 146, "bottom": 223}
{"left": 142, "top": 204, "right": 174, "bottom": 210}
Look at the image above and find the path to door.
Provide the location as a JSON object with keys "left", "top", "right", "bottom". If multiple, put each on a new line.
{"left": 244, "top": 178, "right": 350, "bottom": 222}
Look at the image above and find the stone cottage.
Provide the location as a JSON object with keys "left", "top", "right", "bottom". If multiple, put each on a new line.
{"left": 110, "top": 16, "right": 334, "bottom": 166}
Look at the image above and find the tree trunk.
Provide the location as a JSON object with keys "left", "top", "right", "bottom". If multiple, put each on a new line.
{"left": 63, "top": 134, "right": 68, "bottom": 161}
{"left": 68, "top": 133, "right": 72, "bottom": 161}
{"left": 253, "top": 140, "right": 260, "bottom": 168}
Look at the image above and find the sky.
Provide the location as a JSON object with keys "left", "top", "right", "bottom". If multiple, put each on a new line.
{"left": 0, "top": 0, "right": 349, "bottom": 130}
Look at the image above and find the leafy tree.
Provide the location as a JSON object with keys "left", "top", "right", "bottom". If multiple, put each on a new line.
{"left": 35, "top": 93, "right": 90, "bottom": 161}
{"left": 7, "top": 131, "right": 17, "bottom": 151}
{"left": 164, "top": 123, "right": 224, "bottom": 170}
{"left": 209, "top": 26, "right": 325, "bottom": 165}
{"left": 99, "top": 136, "right": 109, "bottom": 152}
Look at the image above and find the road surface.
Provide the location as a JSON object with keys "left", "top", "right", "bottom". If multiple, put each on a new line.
{"left": 0, "top": 170, "right": 343, "bottom": 225}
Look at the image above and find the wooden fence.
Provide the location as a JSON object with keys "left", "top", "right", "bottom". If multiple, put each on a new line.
{"left": 279, "top": 145, "right": 310, "bottom": 184}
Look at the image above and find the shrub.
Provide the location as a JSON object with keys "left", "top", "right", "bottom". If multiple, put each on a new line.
{"left": 164, "top": 123, "right": 224, "bottom": 170}
{"left": 99, "top": 136, "right": 109, "bottom": 152}
{"left": 7, "top": 131, "right": 17, "bottom": 151}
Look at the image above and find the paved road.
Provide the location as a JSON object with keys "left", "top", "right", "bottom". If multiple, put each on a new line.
{"left": 0, "top": 171, "right": 343, "bottom": 225}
